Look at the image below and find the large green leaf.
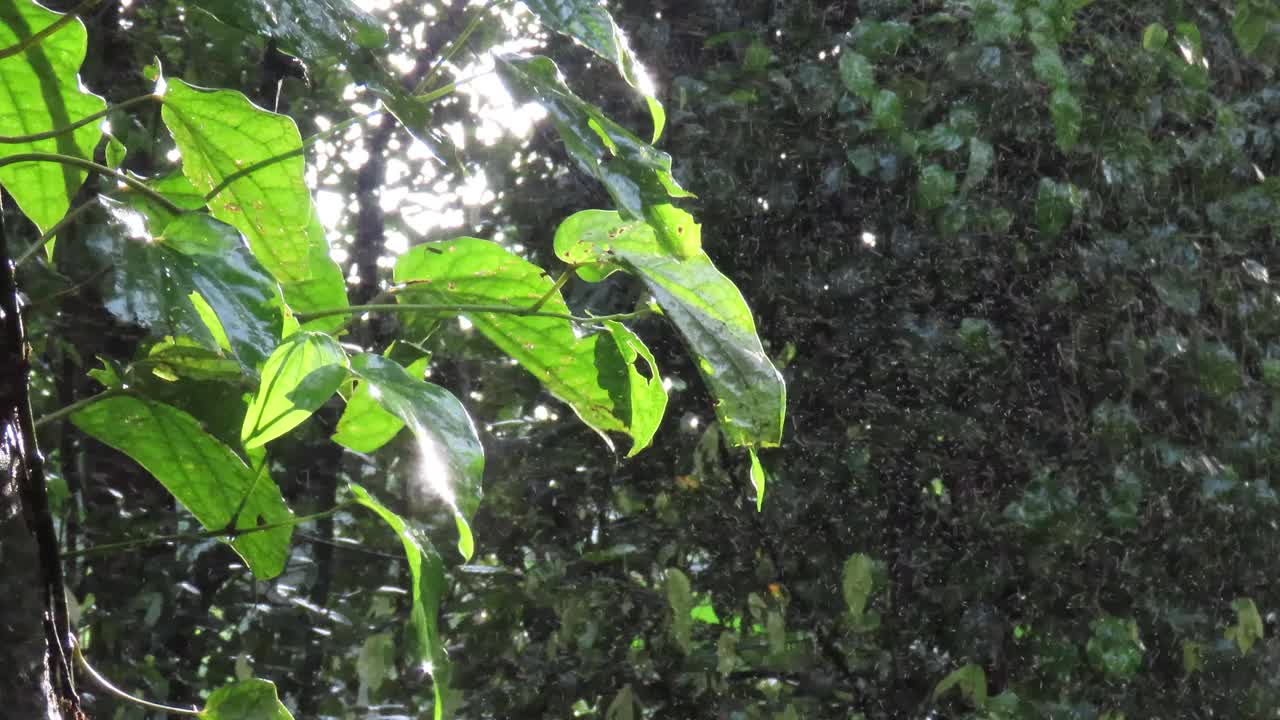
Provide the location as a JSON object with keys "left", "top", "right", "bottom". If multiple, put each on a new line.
{"left": 348, "top": 483, "right": 450, "bottom": 720}
{"left": 72, "top": 396, "right": 293, "bottom": 578}
{"left": 495, "top": 54, "right": 697, "bottom": 259}
{"left": 554, "top": 210, "right": 785, "bottom": 448}
{"left": 201, "top": 679, "right": 294, "bottom": 720}
{"left": 393, "top": 237, "right": 667, "bottom": 454}
{"left": 0, "top": 0, "right": 105, "bottom": 236}
{"left": 85, "top": 197, "right": 281, "bottom": 370}
{"left": 160, "top": 77, "right": 347, "bottom": 320}
{"left": 241, "top": 331, "right": 348, "bottom": 449}
{"left": 333, "top": 356, "right": 430, "bottom": 454}
{"left": 341, "top": 353, "right": 484, "bottom": 561}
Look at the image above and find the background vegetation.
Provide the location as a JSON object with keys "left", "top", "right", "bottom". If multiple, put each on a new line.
{"left": 6, "top": 0, "right": 1280, "bottom": 718}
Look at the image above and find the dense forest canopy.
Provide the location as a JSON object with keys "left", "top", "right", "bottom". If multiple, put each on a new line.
{"left": 1, "top": 0, "right": 1278, "bottom": 719}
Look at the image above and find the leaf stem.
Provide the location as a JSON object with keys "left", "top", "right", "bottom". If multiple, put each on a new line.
{"left": 0, "top": 93, "right": 157, "bottom": 144}
{"left": 200, "top": 112, "right": 373, "bottom": 202}
{"left": 529, "top": 268, "right": 575, "bottom": 312}
{"left": 0, "top": 0, "right": 102, "bottom": 61}
{"left": 296, "top": 302, "right": 654, "bottom": 326}
{"left": 14, "top": 195, "right": 97, "bottom": 267}
{"left": 33, "top": 387, "right": 125, "bottom": 430}
{"left": 62, "top": 502, "right": 356, "bottom": 559}
{"left": 413, "top": 0, "right": 509, "bottom": 95}
{"left": 75, "top": 642, "right": 201, "bottom": 716}
{"left": 0, "top": 152, "right": 184, "bottom": 214}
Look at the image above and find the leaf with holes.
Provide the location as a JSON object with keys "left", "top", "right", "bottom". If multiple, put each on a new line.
{"left": 0, "top": 0, "right": 106, "bottom": 244}
{"left": 554, "top": 210, "right": 785, "bottom": 449}
{"left": 495, "top": 54, "right": 697, "bottom": 258}
{"left": 72, "top": 396, "right": 293, "bottom": 578}
{"left": 348, "top": 483, "right": 450, "bottom": 720}
{"left": 342, "top": 353, "right": 484, "bottom": 561}
{"left": 241, "top": 331, "right": 348, "bottom": 448}
{"left": 393, "top": 237, "right": 667, "bottom": 454}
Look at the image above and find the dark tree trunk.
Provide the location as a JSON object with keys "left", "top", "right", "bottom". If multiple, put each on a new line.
{"left": 0, "top": 215, "right": 79, "bottom": 718}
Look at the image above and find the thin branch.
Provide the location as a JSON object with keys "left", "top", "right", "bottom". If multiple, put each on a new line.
{"left": 0, "top": 152, "right": 183, "bottom": 214}
{"left": 33, "top": 388, "right": 124, "bottom": 430}
{"left": 413, "top": 0, "right": 507, "bottom": 95}
{"left": 62, "top": 503, "right": 355, "bottom": 559}
{"left": 295, "top": 302, "right": 654, "bottom": 326}
{"left": 530, "top": 267, "right": 575, "bottom": 312}
{"left": 0, "top": 93, "right": 157, "bottom": 144}
{"left": 14, "top": 195, "right": 97, "bottom": 267}
{"left": 0, "top": 0, "right": 101, "bottom": 61}
{"left": 75, "top": 644, "right": 201, "bottom": 716}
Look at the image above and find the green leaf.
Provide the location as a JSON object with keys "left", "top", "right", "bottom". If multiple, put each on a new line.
{"left": 393, "top": 237, "right": 666, "bottom": 454}
{"left": 1225, "top": 598, "right": 1265, "bottom": 654}
{"left": 1086, "top": 615, "right": 1144, "bottom": 678}
{"left": 521, "top": 1, "right": 652, "bottom": 95}
{"left": 962, "top": 138, "right": 994, "bottom": 193}
{"left": 1049, "top": 88, "right": 1083, "bottom": 151}
{"left": 86, "top": 197, "right": 281, "bottom": 370}
{"left": 666, "top": 568, "right": 693, "bottom": 653}
{"left": 333, "top": 356, "right": 430, "bottom": 454}
{"left": 494, "top": 54, "right": 697, "bottom": 259}
{"left": 72, "top": 396, "right": 293, "bottom": 578}
{"left": 146, "top": 336, "right": 249, "bottom": 383}
{"left": 917, "top": 164, "right": 956, "bottom": 210}
{"left": 749, "top": 448, "right": 766, "bottom": 511}
{"left": 200, "top": 679, "right": 294, "bottom": 720}
{"left": 1233, "top": 1, "right": 1278, "bottom": 56}
{"left": 105, "top": 134, "right": 126, "bottom": 170}
{"left": 345, "top": 353, "right": 484, "bottom": 561}
{"left": 1035, "top": 178, "right": 1076, "bottom": 238}
{"left": 604, "top": 686, "right": 637, "bottom": 720}
{"left": 871, "top": 89, "right": 904, "bottom": 131}
{"left": 602, "top": 320, "right": 668, "bottom": 457}
{"left": 933, "top": 664, "right": 988, "bottom": 707}
{"left": 160, "top": 77, "right": 347, "bottom": 320}
{"left": 241, "top": 332, "right": 348, "bottom": 448}
{"left": 0, "top": 0, "right": 105, "bottom": 237}
{"left": 348, "top": 483, "right": 450, "bottom": 720}
{"left": 1032, "top": 47, "right": 1069, "bottom": 88}
{"left": 838, "top": 51, "right": 877, "bottom": 100}
{"left": 190, "top": 0, "right": 387, "bottom": 59}
{"left": 1141, "top": 23, "right": 1169, "bottom": 51}
{"left": 842, "top": 553, "right": 874, "bottom": 619}
{"left": 553, "top": 210, "right": 785, "bottom": 448}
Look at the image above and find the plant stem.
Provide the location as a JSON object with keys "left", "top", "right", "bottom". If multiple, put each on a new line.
{"left": 75, "top": 643, "right": 202, "bottom": 716}
{"left": 14, "top": 195, "right": 97, "bottom": 267}
{"left": 413, "top": 0, "right": 508, "bottom": 95}
{"left": 295, "top": 302, "right": 654, "bottom": 326}
{"left": 416, "top": 68, "right": 495, "bottom": 104}
{"left": 62, "top": 503, "right": 355, "bottom": 559}
{"left": 0, "top": 152, "right": 184, "bottom": 214}
{"left": 0, "top": 0, "right": 102, "bottom": 61}
{"left": 0, "top": 93, "right": 157, "bottom": 144}
{"left": 530, "top": 268, "right": 575, "bottom": 312}
{"left": 201, "top": 112, "right": 373, "bottom": 202}
{"left": 33, "top": 388, "right": 124, "bottom": 430}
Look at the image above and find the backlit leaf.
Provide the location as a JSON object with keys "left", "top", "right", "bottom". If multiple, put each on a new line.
{"left": 842, "top": 553, "right": 874, "bottom": 619}
{"left": 0, "top": 0, "right": 105, "bottom": 239}
{"left": 495, "top": 54, "right": 697, "bottom": 258}
{"left": 553, "top": 210, "right": 786, "bottom": 449}
{"left": 393, "top": 237, "right": 666, "bottom": 454}
{"left": 333, "top": 356, "right": 430, "bottom": 454}
{"left": 241, "top": 332, "right": 348, "bottom": 448}
{"left": 72, "top": 396, "right": 293, "bottom": 578}
{"left": 1225, "top": 597, "right": 1264, "bottom": 654}
{"left": 202, "top": 679, "right": 294, "bottom": 720}
{"left": 933, "top": 663, "right": 988, "bottom": 707}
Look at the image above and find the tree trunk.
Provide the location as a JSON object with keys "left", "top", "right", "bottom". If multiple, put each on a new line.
{"left": 0, "top": 219, "right": 79, "bottom": 718}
